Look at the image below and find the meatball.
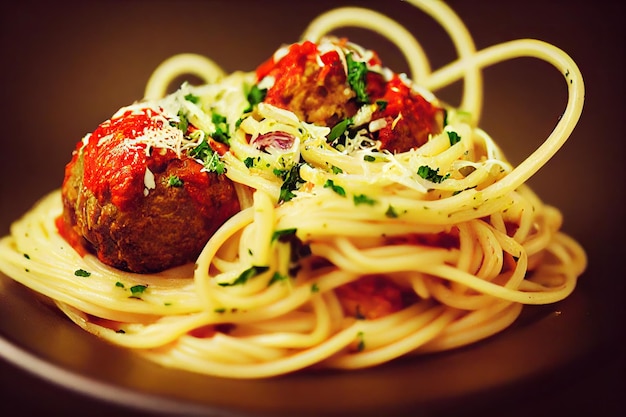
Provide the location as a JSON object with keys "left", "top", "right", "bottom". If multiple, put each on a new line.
{"left": 258, "top": 40, "right": 358, "bottom": 127}
{"left": 60, "top": 108, "right": 240, "bottom": 273}
{"left": 335, "top": 275, "right": 417, "bottom": 319}
{"left": 255, "top": 39, "right": 444, "bottom": 153}
{"left": 366, "top": 73, "right": 445, "bottom": 153}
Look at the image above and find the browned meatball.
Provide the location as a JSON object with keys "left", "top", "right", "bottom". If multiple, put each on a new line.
{"left": 257, "top": 40, "right": 358, "bottom": 127}
{"left": 255, "top": 39, "right": 444, "bottom": 153}
{"left": 60, "top": 108, "right": 240, "bottom": 273}
{"left": 366, "top": 72, "right": 445, "bottom": 153}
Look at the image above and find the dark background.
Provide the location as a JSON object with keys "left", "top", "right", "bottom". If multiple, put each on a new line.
{"left": 0, "top": 1, "right": 624, "bottom": 416}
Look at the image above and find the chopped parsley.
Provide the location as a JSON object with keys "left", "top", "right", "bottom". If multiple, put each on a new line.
{"left": 172, "top": 110, "right": 189, "bottom": 133}
{"left": 353, "top": 194, "right": 377, "bottom": 206}
{"left": 184, "top": 93, "right": 200, "bottom": 104}
{"left": 447, "top": 130, "right": 461, "bottom": 146}
{"left": 363, "top": 154, "right": 376, "bottom": 162}
{"left": 245, "top": 84, "right": 267, "bottom": 112}
{"left": 74, "top": 269, "right": 91, "bottom": 277}
{"left": 331, "top": 165, "right": 343, "bottom": 174}
{"left": 189, "top": 139, "right": 225, "bottom": 174}
{"left": 324, "top": 179, "right": 346, "bottom": 197}
{"left": 269, "top": 272, "right": 288, "bottom": 286}
{"left": 115, "top": 281, "right": 125, "bottom": 288}
{"left": 218, "top": 265, "right": 269, "bottom": 287}
{"left": 385, "top": 205, "right": 399, "bottom": 218}
{"left": 417, "top": 165, "right": 449, "bottom": 183}
{"left": 346, "top": 53, "right": 370, "bottom": 104}
{"left": 271, "top": 228, "right": 311, "bottom": 277}
{"left": 244, "top": 156, "right": 257, "bottom": 168}
{"left": 272, "top": 228, "right": 298, "bottom": 242}
{"left": 211, "top": 113, "right": 230, "bottom": 144}
{"left": 166, "top": 175, "right": 183, "bottom": 187}
{"left": 275, "top": 163, "right": 305, "bottom": 203}
{"left": 311, "top": 283, "right": 320, "bottom": 293}
{"left": 452, "top": 185, "right": 477, "bottom": 196}
{"left": 23, "top": 253, "right": 30, "bottom": 259}
{"left": 129, "top": 284, "right": 147, "bottom": 298}
{"left": 327, "top": 117, "right": 353, "bottom": 142}
{"left": 375, "top": 100, "right": 388, "bottom": 111}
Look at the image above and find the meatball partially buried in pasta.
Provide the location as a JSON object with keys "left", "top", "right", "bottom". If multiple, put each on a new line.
{"left": 59, "top": 105, "right": 240, "bottom": 273}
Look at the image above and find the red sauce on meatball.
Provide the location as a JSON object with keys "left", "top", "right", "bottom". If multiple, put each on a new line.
{"left": 367, "top": 74, "right": 443, "bottom": 153}
{"left": 78, "top": 110, "right": 168, "bottom": 211}
{"left": 255, "top": 39, "right": 443, "bottom": 152}
{"left": 60, "top": 108, "right": 241, "bottom": 273}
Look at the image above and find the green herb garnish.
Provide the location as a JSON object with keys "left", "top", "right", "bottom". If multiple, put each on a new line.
{"left": 269, "top": 272, "right": 288, "bottom": 286}
{"left": 275, "top": 163, "right": 305, "bottom": 203}
{"left": 327, "top": 117, "right": 353, "bottom": 142}
{"left": 346, "top": 53, "right": 369, "bottom": 104}
{"left": 417, "top": 165, "right": 449, "bottom": 183}
{"left": 447, "top": 130, "right": 461, "bottom": 146}
{"left": 218, "top": 265, "right": 269, "bottom": 287}
{"left": 130, "top": 284, "right": 147, "bottom": 298}
{"left": 353, "top": 194, "right": 377, "bottom": 206}
{"left": 324, "top": 179, "right": 346, "bottom": 197}
{"left": 272, "top": 228, "right": 298, "bottom": 242}
{"left": 189, "top": 139, "right": 225, "bottom": 174}
{"left": 245, "top": 84, "right": 267, "bottom": 112}
{"left": 243, "top": 156, "right": 257, "bottom": 168}
{"left": 172, "top": 110, "right": 189, "bottom": 133}
{"left": 74, "top": 269, "right": 91, "bottom": 277}
{"left": 184, "top": 93, "right": 200, "bottom": 104}
{"left": 166, "top": 175, "right": 183, "bottom": 187}
{"left": 211, "top": 113, "right": 230, "bottom": 144}
{"left": 385, "top": 205, "right": 399, "bottom": 218}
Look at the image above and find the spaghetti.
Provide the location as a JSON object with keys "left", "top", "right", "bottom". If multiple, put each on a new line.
{"left": 0, "top": 0, "right": 586, "bottom": 379}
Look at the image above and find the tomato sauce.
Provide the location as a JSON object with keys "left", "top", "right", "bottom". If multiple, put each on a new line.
{"left": 64, "top": 109, "right": 215, "bottom": 213}
{"left": 336, "top": 275, "right": 413, "bottom": 320}
{"left": 256, "top": 40, "right": 346, "bottom": 111}
{"left": 255, "top": 39, "right": 442, "bottom": 152}
{"left": 81, "top": 111, "right": 155, "bottom": 211}
{"left": 367, "top": 74, "right": 443, "bottom": 152}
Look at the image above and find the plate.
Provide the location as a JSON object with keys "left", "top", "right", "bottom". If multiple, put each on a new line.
{"left": 0, "top": 1, "right": 623, "bottom": 416}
